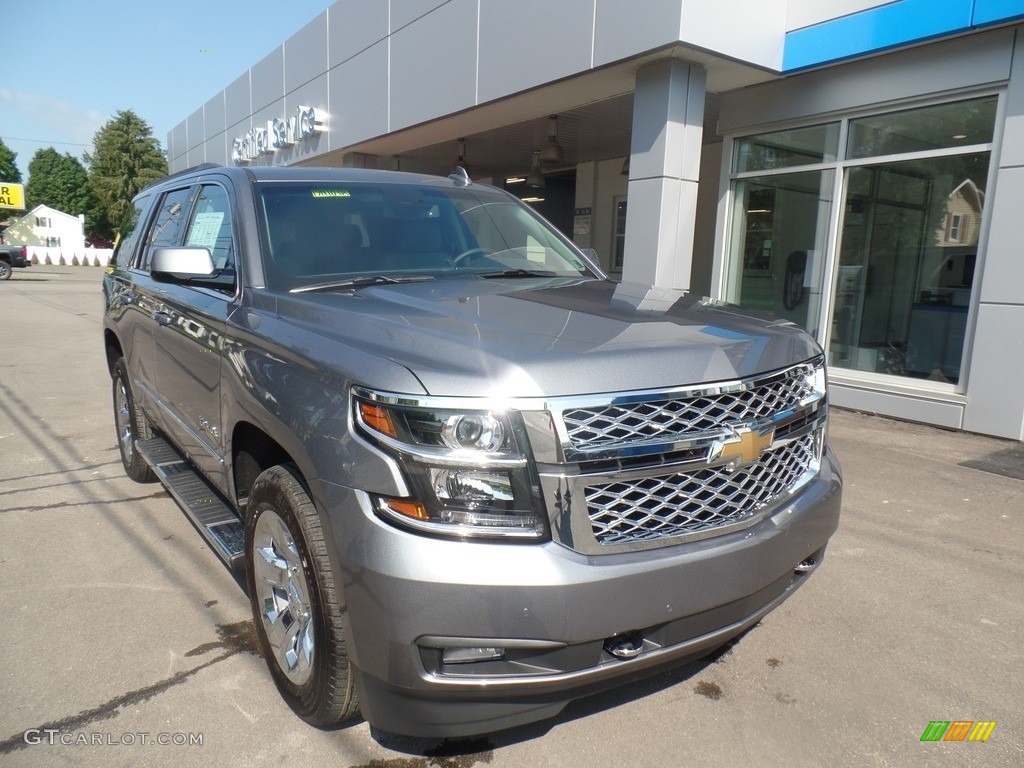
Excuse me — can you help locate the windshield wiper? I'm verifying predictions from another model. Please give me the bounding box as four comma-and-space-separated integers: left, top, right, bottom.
476, 268, 560, 279
290, 274, 435, 294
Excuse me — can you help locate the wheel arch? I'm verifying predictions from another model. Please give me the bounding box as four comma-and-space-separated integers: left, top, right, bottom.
104, 330, 124, 375
232, 421, 297, 506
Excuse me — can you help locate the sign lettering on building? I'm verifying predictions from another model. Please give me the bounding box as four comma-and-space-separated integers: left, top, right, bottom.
232, 106, 322, 165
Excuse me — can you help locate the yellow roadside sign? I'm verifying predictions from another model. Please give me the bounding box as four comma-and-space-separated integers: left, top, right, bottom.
0, 182, 26, 210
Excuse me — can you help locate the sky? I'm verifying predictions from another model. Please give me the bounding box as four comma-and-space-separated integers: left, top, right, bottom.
1, 0, 336, 181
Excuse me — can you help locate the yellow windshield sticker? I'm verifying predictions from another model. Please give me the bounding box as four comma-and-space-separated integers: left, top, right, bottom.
312, 189, 350, 198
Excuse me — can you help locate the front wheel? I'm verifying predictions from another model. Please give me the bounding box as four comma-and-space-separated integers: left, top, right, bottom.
112, 358, 157, 483
245, 464, 359, 727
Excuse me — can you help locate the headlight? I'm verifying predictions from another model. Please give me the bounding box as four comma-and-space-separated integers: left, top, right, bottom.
354, 391, 546, 540
441, 413, 505, 451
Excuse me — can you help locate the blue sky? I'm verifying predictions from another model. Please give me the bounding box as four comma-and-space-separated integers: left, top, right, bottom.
2, 0, 334, 180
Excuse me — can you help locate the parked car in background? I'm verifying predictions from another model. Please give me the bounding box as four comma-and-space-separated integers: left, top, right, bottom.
0, 238, 31, 279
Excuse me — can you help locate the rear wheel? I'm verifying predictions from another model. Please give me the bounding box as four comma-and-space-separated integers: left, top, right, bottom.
245, 464, 359, 727
0, 260, 11, 280
112, 358, 157, 483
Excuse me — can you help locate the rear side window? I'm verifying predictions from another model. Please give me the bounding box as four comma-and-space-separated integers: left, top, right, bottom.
110, 195, 151, 269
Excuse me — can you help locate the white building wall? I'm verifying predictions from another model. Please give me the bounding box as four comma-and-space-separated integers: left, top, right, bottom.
169, 0, 790, 172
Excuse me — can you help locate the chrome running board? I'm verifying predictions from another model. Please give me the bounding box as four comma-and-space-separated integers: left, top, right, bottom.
136, 436, 245, 569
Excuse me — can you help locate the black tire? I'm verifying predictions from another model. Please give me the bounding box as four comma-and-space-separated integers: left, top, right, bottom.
245, 464, 359, 727
112, 358, 157, 483
0, 260, 11, 280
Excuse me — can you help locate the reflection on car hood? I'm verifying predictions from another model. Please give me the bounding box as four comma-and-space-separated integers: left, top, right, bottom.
271, 277, 822, 398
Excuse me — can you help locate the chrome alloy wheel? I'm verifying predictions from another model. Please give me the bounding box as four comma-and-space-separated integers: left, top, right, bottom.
252, 509, 315, 685
114, 377, 134, 461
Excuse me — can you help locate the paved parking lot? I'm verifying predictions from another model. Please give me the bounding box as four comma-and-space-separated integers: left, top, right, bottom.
1, 266, 1021, 767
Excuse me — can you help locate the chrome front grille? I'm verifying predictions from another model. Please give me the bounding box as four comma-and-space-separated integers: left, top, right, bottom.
584, 433, 818, 546
534, 358, 828, 553
562, 361, 817, 451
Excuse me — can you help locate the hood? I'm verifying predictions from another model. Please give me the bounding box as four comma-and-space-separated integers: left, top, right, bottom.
272, 277, 821, 398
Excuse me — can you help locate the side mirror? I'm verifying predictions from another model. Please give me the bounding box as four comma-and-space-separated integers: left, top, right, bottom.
150, 247, 234, 290
151, 247, 216, 279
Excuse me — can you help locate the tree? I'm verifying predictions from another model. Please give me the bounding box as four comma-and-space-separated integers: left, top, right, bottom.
0, 137, 22, 184
25, 148, 97, 228
85, 110, 167, 238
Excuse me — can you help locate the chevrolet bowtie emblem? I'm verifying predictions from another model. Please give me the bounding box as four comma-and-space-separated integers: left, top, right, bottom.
713, 427, 774, 468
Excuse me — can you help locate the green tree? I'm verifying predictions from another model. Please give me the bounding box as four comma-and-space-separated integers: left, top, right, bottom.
85, 110, 167, 238
0, 137, 22, 183
26, 148, 97, 227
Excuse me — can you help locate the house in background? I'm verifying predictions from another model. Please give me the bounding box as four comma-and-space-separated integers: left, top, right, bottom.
936, 179, 985, 248
2, 204, 86, 250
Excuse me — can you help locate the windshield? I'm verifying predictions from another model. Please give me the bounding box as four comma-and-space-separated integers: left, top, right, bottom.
256, 181, 598, 291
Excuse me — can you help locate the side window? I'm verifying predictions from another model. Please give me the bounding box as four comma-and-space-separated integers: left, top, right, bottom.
185, 184, 234, 271
110, 195, 150, 269
142, 187, 194, 270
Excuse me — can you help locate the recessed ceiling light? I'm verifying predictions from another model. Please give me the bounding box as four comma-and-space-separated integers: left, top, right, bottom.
952, 133, 968, 140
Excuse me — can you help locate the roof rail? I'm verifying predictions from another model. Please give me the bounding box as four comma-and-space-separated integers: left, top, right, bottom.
171, 162, 222, 179
142, 162, 224, 192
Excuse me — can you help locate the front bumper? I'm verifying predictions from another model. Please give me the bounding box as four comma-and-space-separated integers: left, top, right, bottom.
324, 448, 841, 737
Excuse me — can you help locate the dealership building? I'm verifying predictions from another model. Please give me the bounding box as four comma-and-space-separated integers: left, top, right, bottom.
169, 0, 1024, 441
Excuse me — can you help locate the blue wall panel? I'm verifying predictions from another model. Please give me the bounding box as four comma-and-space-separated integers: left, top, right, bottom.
784, 0, 1024, 71
973, 0, 1024, 24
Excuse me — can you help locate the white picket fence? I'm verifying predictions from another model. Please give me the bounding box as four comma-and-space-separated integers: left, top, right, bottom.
26, 246, 115, 267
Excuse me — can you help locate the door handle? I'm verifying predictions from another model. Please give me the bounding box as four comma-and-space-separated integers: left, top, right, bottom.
154, 311, 173, 326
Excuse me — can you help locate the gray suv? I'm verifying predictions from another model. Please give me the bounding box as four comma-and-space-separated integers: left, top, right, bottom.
102, 164, 841, 737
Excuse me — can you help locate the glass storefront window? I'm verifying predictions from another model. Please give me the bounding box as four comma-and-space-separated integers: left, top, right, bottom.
847, 96, 996, 159
725, 170, 833, 334
828, 152, 988, 384
726, 95, 996, 390
733, 123, 839, 173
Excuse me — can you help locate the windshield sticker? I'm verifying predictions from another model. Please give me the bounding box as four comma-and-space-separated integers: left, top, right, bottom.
312, 189, 351, 198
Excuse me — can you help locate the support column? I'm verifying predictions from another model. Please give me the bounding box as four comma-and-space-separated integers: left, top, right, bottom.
622, 60, 706, 289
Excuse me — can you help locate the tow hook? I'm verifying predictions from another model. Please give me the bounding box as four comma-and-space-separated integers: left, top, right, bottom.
604, 632, 645, 659
795, 556, 817, 573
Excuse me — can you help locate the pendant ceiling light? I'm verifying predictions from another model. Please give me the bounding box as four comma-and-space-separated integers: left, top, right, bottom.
454, 137, 471, 177
526, 150, 545, 188
539, 115, 563, 164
